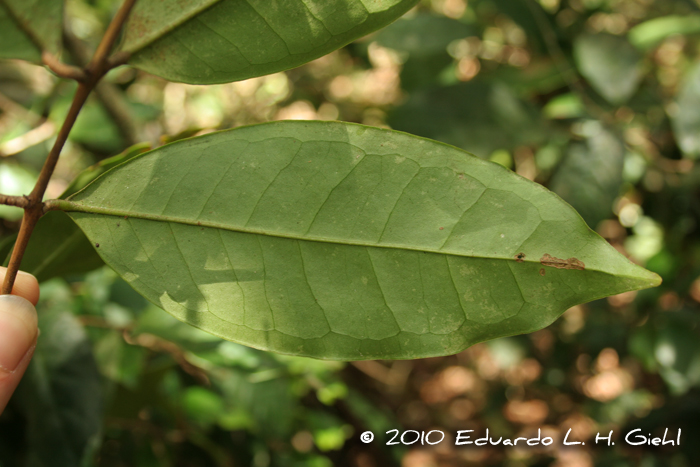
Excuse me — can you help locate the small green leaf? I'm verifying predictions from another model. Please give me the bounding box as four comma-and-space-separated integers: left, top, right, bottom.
181, 387, 224, 426
121, 0, 419, 84
574, 33, 643, 104
0, 0, 63, 63
629, 15, 700, 50
57, 121, 660, 360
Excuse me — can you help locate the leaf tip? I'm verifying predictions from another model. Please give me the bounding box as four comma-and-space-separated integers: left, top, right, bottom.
630, 265, 662, 291
648, 270, 663, 288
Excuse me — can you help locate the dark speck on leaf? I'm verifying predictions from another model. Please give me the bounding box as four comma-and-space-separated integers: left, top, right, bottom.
95, 243, 100, 248
515, 253, 526, 263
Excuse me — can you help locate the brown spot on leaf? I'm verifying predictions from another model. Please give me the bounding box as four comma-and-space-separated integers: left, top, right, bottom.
539, 268, 546, 276
540, 254, 585, 270
515, 253, 526, 263
95, 243, 100, 248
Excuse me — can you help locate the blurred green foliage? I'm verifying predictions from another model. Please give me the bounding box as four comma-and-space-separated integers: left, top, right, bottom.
1, 0, 700, 465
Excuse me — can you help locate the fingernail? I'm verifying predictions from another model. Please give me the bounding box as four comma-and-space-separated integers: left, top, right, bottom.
0, 295, 38, 374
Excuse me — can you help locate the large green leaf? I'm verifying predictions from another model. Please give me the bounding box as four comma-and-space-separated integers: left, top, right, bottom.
0, 0, 63, 63
573, 33, 644, 105
121, 0, 418, 84
55, 121, 660, 360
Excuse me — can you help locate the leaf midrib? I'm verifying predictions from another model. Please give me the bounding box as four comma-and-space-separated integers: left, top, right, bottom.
54, 198, 614, 274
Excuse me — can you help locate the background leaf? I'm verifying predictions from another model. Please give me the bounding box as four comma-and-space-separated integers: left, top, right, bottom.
122, 0, 419, 84
11, 211, 104, 282
59, 121, 659, 360
671, 62, 700, 159
0, 0, 63, 63
549, 124, 626, 229
574, 33, 644, 104
10, 309, 103, 466
61, 142, 152, 199
629, 15, 700, 50
373, 13, 477, 90
0, 161, 35, 221
49, 95, 126, 154
630, 312, 700, 395
388, 81, 547, 157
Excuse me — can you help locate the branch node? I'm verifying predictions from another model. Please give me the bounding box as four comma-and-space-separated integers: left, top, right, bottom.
107, 51, 131, 69
42, 52, 87, 82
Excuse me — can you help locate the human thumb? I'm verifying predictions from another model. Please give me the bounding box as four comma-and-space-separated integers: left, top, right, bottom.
0, 295, 38, 414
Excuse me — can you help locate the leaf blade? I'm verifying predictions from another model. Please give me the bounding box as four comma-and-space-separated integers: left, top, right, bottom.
0, 0, 63, 62
121, 0, 419, 84
58, 121, 660, 360
574, 33, 644, 104
15, 211, 104, 283
671, 62, 700, 159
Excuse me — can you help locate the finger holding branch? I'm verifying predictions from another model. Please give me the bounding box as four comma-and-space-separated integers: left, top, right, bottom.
0, 267, 39, 414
